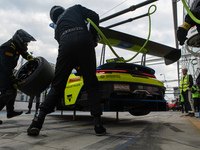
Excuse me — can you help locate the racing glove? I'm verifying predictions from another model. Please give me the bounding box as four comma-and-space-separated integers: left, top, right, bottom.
177, 7, 200, 46
10, 74, 19, 89
27, 54, 37, 69
27, 55, 34, 61
177, 22, 191, 45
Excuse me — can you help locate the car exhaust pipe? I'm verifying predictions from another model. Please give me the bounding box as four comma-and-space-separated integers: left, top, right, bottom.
133, 90, 152, 99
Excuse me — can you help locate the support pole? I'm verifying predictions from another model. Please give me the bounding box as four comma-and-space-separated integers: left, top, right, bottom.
73, 109, 76, 120
100, 0, 158, 23
116, 111, 119, 121
106, 13, 148, 28
172, 0, 180, 88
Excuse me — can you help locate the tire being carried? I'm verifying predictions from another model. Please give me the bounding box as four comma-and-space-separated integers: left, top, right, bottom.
16, 57, 54, 95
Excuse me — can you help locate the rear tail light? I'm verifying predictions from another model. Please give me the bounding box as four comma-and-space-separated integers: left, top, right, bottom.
140, 73, 156, 78
96, 69, 156, 78
96, 69, 128, 73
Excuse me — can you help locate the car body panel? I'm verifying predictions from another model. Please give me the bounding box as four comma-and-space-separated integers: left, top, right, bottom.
64, 63, 166, 114
64, 75, 83, 105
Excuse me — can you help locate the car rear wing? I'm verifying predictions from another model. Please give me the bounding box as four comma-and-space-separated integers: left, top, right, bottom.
98, 27, 181, 65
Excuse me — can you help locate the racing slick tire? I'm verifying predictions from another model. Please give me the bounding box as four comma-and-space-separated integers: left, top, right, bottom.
128, 109, 150, 116
15, 57, 54, 95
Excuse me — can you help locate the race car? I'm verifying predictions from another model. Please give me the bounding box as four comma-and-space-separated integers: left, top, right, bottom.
15, 57, 166, 116
61, 61, 167, 116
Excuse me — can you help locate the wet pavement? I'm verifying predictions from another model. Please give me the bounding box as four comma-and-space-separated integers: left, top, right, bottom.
1, 101, 200, 150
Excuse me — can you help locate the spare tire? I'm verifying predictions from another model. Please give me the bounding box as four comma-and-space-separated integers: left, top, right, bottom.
16, 57, 54, 95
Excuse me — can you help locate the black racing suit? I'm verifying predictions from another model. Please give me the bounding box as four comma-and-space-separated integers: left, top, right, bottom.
40, 5, 102, 116
0, 39, 30, 112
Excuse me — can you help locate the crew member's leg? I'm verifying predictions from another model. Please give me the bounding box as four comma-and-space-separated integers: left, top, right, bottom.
77, 31, 105, 135
26, 96, 34, 114
35, 94, 41, 114
6, 88, 23, 118
27, 33, 75, 136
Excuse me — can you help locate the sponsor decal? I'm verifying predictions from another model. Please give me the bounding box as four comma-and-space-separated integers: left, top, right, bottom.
191, 26, 195, 30
106, 75, 120, 78
67, 94, 72, 102
99, 75, 120, 78
100, 75, 105, 78
106, 57, 124, 63
117, 41, 134, 49
191, 29, 197, 33
66, 84, 81, 88
5, 52, 13, 56
190, 26, 197, 33
114, 84, 130, 91
69, 77, 81, 83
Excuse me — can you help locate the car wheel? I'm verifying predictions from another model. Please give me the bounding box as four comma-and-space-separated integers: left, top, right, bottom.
128, 109, 150, 116
16, 57, 54, 95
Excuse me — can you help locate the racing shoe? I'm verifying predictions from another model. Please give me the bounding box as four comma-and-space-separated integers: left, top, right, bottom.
25, 110, 31, 114
7, 111, 23, 118
27, 116, 44, 136
189, 113, 195, 117
94, 125, 106, 136
94, 116, 106, 136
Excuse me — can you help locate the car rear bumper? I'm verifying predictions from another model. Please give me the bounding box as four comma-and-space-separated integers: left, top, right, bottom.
99, 81, 167, 111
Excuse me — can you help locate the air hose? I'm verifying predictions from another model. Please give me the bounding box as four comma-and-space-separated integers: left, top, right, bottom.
181, 0, 200, 24
87, 4, 157, 63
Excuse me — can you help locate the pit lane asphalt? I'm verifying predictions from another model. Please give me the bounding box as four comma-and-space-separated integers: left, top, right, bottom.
0, 101, 200, 150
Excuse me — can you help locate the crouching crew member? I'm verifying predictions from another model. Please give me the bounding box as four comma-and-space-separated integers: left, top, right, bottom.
0, 29, 36, 124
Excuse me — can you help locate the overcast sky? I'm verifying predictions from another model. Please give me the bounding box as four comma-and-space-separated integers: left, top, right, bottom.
0, 0, 184, 101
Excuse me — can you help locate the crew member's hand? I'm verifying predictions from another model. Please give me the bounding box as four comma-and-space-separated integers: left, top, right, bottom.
177, 27, 188, 45
27, 55, 34, 61
10, 74, 19, 89
187, 87, 191, 91
27, 55, 37, 70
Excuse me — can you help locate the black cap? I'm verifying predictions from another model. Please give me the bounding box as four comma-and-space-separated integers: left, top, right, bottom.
50, 6, 65, 24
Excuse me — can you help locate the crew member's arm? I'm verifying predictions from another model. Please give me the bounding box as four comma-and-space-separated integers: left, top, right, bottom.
177, 7, 200, 45
81, 5, 99, 46
20, 51, 34, 61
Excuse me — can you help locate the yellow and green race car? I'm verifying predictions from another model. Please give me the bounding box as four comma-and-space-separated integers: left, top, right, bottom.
62, 62, 166, 116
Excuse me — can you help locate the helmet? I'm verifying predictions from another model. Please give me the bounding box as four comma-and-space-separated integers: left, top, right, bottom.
12, 29, 36, 51
191, 0, 200, 11
50, 6, 65, 24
